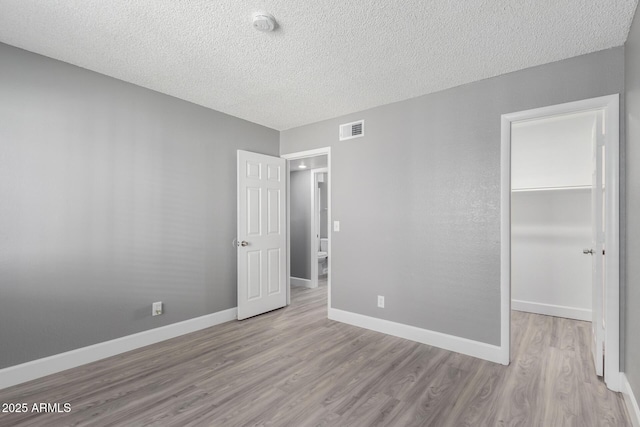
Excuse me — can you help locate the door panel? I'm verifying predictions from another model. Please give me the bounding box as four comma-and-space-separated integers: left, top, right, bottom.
267, 248, 281, 295
237, 150, 286, 320
247, 187, 261, 236
247, 250, 262, 300
267, 188, 280, 235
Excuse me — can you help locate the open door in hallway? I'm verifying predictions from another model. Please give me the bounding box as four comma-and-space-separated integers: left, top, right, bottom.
237, 150, 287, 320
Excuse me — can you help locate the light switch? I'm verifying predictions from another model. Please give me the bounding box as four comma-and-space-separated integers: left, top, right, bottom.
152, 301, 163, 316
333, 221, 340, 232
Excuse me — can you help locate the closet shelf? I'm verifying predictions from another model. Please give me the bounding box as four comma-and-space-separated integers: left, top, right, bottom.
512, 185, 592, 193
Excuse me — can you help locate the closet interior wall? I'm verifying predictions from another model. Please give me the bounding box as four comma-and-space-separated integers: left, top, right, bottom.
511, 111, 598, 321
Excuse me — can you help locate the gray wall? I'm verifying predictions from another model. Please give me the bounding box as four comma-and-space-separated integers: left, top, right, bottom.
281, 47, 625, 346
625, 4, 640, 402
0, 43, 279, 369
290, 170, 311, 279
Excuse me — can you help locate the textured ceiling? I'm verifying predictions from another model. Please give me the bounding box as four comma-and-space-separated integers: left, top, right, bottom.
0, 1, 637, 130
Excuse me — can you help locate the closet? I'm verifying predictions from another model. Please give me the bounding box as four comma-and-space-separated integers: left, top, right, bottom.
511, 110, 598, 321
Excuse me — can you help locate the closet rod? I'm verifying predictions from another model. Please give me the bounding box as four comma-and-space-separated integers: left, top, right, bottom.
512, 185, 592, 193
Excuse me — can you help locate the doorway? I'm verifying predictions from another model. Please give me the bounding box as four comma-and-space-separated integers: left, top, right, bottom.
511, 110, 598, 323
282, 148, 332, 311
500, 95, 620, 391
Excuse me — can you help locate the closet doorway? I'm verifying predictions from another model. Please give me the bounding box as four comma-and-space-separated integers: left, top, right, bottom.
511, 110, 598, 322
500, 95, 620, 391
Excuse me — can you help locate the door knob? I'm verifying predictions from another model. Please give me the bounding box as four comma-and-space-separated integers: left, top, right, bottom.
239, 240, 249, 247
583, 249, 594, 255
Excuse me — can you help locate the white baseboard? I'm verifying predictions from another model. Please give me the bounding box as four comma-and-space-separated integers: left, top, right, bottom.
0, 307, 237, 391
512, 299, 592, 322
291, 277, 315, 288
328, 308, 505, 365
622, 373, 640, 427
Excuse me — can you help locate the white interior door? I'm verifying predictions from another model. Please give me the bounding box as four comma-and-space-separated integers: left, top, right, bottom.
237, 150, 286, 320
590, 112, 605, 377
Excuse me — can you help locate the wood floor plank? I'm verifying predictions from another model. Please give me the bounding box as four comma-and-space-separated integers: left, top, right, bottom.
0, 282, 632, 427
442, 361, 506, 427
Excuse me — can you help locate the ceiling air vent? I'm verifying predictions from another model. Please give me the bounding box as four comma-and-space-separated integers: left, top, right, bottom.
339, 120, 364, 141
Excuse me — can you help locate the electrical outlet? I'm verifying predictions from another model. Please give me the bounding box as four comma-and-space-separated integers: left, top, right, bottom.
334, 221, 340, 232
152, 301, 163, 316
377, 295, 385, 308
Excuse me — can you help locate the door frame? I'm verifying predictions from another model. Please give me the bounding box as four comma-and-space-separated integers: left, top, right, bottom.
311, 167, 329, 289
500, 94, 620, 391
281, 147, 332, 311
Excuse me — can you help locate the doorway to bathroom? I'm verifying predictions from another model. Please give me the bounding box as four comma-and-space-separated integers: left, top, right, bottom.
282, 148, 331, 311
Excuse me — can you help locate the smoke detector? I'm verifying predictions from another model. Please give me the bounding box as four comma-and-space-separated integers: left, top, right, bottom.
253, 13, 276, 32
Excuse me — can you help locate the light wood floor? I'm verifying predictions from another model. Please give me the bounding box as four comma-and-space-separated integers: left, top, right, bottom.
0, 281, 631, 426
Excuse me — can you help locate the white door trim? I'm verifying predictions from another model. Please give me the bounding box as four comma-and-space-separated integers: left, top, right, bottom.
282, 148, 332, 313
309, 167, 329, 289
500, 94, 620, 391
308, 167, 318, 289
